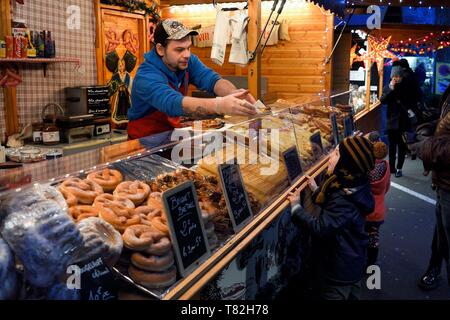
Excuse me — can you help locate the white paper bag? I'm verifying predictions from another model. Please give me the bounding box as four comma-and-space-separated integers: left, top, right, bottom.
229, 11, 249, 66
211, 9, 230, 66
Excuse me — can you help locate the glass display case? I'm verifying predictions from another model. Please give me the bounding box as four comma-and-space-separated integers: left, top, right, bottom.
0, 91, 355, 300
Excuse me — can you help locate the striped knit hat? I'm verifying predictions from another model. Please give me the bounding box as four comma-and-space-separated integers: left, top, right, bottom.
338, 136, 375, 175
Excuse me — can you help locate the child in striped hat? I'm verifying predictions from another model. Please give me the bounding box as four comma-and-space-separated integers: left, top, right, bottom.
288, 136, 375, 300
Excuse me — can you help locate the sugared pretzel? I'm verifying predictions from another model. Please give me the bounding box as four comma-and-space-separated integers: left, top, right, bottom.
98, 202, 141, 233
93, 193, 135, 210
69, 205, 100, 223
114, 181, 150, 206
60, 178, 103, 205
87, 169, 123, 193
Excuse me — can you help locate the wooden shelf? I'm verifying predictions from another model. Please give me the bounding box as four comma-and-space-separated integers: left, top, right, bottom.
0, 57, 81, 77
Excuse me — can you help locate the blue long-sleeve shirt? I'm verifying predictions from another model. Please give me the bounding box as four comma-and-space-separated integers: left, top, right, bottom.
128, 49, 222, 120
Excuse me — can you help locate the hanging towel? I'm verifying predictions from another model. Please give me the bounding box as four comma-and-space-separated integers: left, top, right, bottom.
211, 9, 230, 66
229, 10, 249, 66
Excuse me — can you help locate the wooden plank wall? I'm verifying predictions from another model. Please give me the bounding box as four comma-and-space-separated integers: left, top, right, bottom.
161, 1, 331, 102
331, 32, 351, 104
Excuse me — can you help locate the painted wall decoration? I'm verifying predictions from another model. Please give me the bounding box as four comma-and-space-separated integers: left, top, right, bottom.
100, 9, 147, 128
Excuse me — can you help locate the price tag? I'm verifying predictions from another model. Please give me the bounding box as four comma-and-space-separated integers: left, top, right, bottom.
79, 256, 118, 301
162, 181, 211, 277
219, 164, 253, 233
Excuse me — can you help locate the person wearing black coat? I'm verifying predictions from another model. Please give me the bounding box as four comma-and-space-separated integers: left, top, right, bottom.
288, 136, 376, 300
380, 65, 413, 178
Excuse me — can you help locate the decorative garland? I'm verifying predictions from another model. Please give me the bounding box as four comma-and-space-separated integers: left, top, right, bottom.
101, 0, 160, 21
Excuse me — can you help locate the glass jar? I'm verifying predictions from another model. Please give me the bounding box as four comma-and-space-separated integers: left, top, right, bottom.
42, 122, 60, 145
32, 122, 44, 144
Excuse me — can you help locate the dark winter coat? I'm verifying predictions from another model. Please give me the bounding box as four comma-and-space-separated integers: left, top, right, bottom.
291, 182, 375, 284
380, 81, 412, 132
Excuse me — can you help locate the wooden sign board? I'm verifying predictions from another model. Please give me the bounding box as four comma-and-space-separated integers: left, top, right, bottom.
219, 164, 253, 233
162, 181, 211, 277
282, 146, 303, 185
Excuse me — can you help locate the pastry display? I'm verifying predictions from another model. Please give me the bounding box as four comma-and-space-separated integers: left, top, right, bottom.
59, 178, 103, 205
59, 187, 78, 208
87, 168, 123, 193
72, 217, 123, 267
114, 181, 150, 206
1, 198, 83, 288
181, 118, 225, 130
0, 238, 17, 300
68, 205, 100, 223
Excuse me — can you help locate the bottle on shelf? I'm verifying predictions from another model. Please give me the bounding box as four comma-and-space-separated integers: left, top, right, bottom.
27, 31, 37, 58
37, 30, 45, 58
44, 31, 53, 58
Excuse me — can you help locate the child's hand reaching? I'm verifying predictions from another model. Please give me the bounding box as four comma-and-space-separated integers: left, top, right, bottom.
306, 175, 318, 192
288, 188, 302, 208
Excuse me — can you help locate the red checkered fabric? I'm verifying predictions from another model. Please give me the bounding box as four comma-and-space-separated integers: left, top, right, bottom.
1, 0, 97, 140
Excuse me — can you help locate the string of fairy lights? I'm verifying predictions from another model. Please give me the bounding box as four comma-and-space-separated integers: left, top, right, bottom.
389, 30, 450, 55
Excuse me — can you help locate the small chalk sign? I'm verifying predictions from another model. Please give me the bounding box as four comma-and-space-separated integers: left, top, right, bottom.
162, 181, 211, 277
283, 146, 303, 185
310, 131, 323, 158
330, 113, 340, 146
343, 115, 354, 138
219, 164, 253, 233
79, 256, 118, 301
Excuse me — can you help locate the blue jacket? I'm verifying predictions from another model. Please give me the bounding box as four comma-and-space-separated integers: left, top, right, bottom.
292, 182, 375, 284
128, 49, 222, 120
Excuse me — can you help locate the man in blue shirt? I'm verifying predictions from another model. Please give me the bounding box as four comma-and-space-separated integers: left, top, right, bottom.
128, 19, 256, 139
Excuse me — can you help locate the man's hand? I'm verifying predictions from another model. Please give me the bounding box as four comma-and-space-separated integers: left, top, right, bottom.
218, 90, 257, 116
231, 88, 257, 105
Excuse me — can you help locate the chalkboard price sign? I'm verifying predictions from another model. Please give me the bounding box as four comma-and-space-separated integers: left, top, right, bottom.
283, 146, 303, 185
330, 113, 340, 146
79, 256, 118, 301
310, 131, 323, 158
219, 164, 253, 232
343, 116, 354, 138
162, 181, 211, 277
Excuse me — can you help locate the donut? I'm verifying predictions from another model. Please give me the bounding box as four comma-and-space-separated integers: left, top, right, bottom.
59, 187, 78, 207
130, 250, 175, 272
87, 168, 123, 193
98, 202, 140, 233
93, 193, 135, 210
0, 238, 17, 300
151, 216, 170, 236
114, 181, 150, 206
128, 265, 177, 289
73, 217, 123, 267
60, 178, 103, 205
68, 205, 100, 223
147, 192, 163, 210
145, 235, 172, 256
122, 224, 159, 251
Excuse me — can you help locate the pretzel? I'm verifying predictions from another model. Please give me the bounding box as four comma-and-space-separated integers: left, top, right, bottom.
68, 205, 100, 223
58, 187, 78, 207
144, 235, 172, 256
137, 206, 167, 227
93, 193, 135, 210
122, 224, 160, 251
131, 251, 174, 273
114, 181, 150, 206
98, 202, 141, 233
150, 216, 170, 236
147, 192, 163, 210
128, 265, 176, 289
60, 178, 103, 205
87, 169, 123, 193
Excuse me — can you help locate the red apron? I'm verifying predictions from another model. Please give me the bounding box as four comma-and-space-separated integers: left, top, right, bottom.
128, 72, 189, 140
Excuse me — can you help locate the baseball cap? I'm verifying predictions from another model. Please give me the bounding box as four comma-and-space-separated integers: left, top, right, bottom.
162, 20, 198, 40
